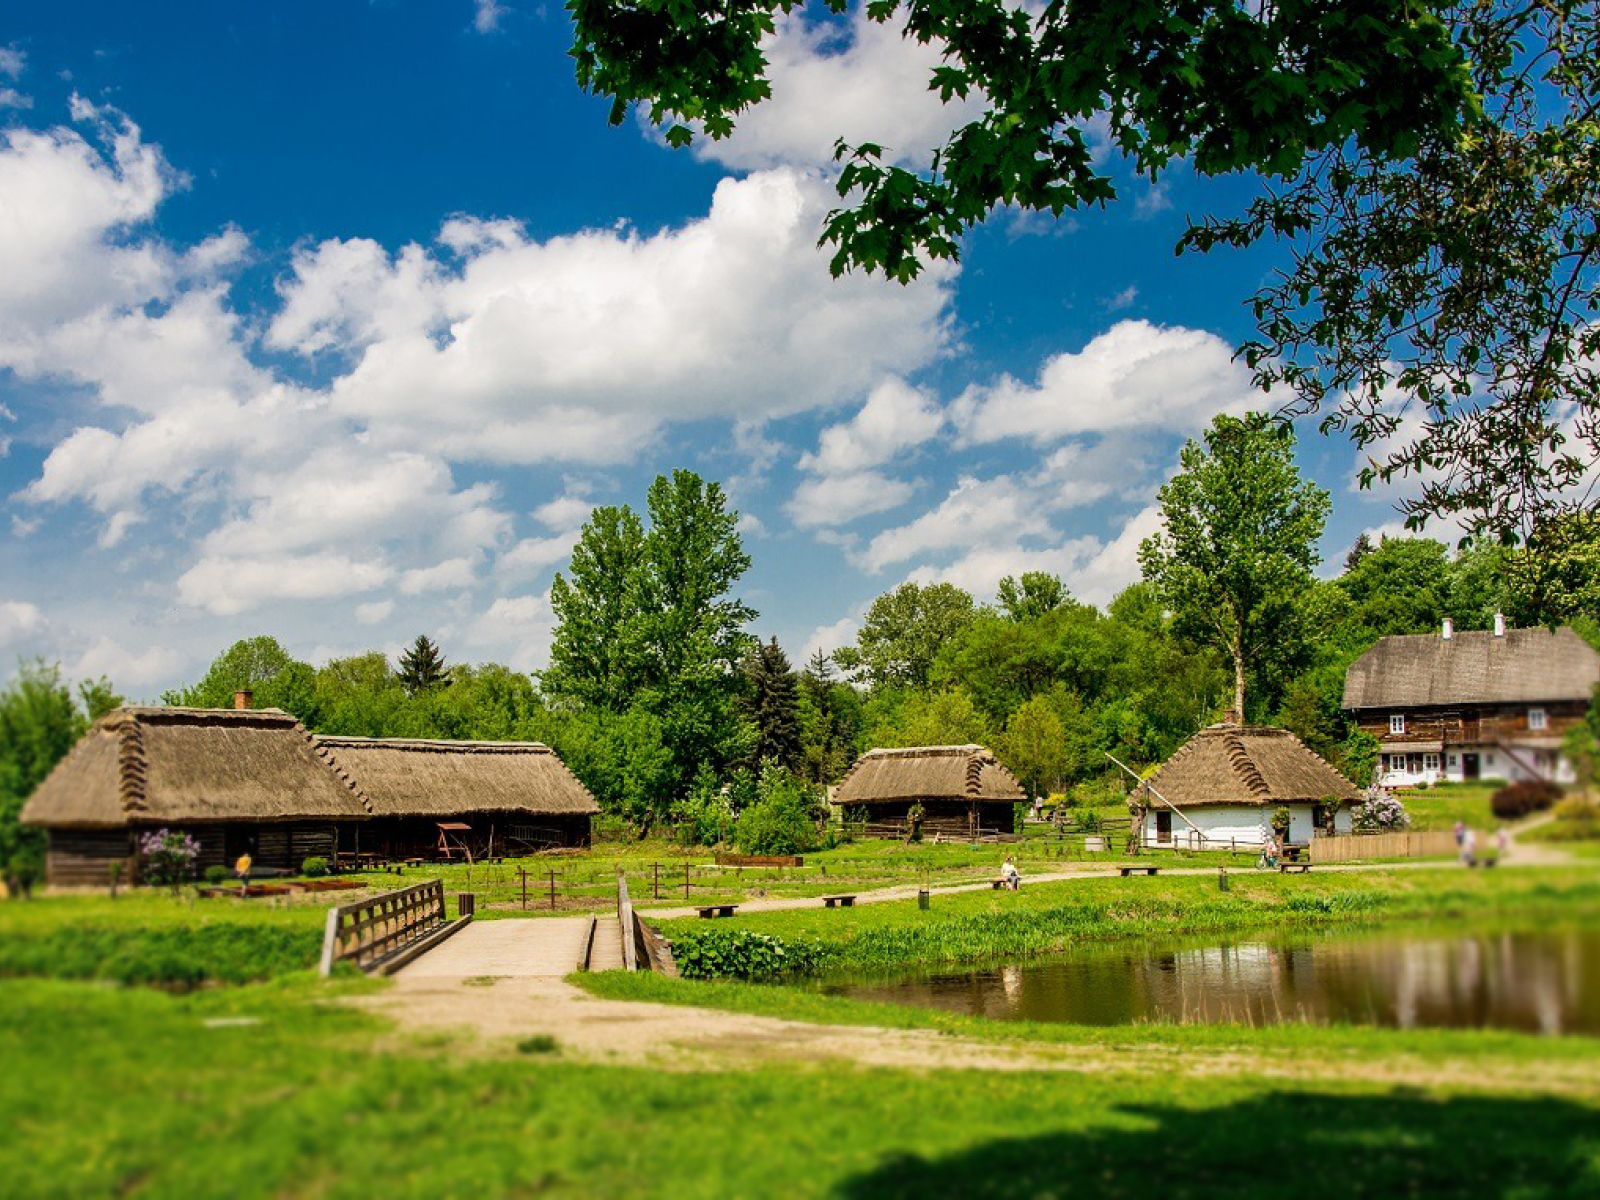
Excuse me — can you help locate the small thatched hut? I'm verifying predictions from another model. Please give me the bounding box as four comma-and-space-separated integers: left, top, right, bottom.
834, 745, 1025, 839
1137, 723, 1361, 849
20, 707, 372, 885
314, 737, 598, 859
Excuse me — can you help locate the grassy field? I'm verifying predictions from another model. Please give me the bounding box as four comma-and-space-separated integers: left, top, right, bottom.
660, 865, 1600, 978
1396, 781, 1503, 831
4, 975, 1598, 1199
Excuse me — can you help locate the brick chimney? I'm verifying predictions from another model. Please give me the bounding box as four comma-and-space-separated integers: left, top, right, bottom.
1221, 708, 1239, 725
1493, 612, 1506, 638
233, 689, 253, 710
1442, 617, 1453, 640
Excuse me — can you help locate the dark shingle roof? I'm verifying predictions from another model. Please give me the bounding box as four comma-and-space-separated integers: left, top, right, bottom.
1144, 724, 1361, 808
1342, 626, 1600, 709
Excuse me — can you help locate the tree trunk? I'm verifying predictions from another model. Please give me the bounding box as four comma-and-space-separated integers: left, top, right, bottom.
1232, 646, 1246, 722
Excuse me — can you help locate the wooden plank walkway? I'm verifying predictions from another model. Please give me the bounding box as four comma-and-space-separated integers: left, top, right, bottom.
398, 917, 595, 978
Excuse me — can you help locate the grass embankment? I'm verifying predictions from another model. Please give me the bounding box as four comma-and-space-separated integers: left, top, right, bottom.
3, 977, 1598, 1199
661, 866, 1600, 979
577, 967, 1600, 1065
0, 894, 327, 986
1399, 781, 1501, 831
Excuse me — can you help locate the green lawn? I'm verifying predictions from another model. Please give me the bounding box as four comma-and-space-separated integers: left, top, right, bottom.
3, 976, 1597, 1199
1398, 781, 1503, 831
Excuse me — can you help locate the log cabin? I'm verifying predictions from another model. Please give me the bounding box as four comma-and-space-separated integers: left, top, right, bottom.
313, 736, 598, 859
19, 706, 373, 886
834, 745, 1024, 839
1136, 722, 1361, 849
1342, 617, 1600, 787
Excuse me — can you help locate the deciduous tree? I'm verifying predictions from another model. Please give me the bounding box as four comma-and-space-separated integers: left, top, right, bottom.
569, 0, 1473, 282
1138, 413, 1330, 719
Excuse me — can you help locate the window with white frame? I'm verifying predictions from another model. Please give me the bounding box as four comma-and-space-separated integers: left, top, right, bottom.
1389, 714, 1406, 734
1422, 752, 1441, 773
1386, 754, 1407, 774
1528, 708, 1547, 731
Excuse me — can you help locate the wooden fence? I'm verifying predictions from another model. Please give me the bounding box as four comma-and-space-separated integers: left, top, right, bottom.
319, 879, 470, 975
714, 852, 804, 867
614, 874, 677, 976
1310, 831, 1459, 864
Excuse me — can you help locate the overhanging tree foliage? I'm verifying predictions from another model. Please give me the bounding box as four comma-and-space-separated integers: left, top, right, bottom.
1138, 413, 1331, 719
1184, 1, 1600, 543
568, 0, 1475, 281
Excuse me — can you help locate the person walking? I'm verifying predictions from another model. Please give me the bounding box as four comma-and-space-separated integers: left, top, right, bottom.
1460, 827, 1477, 868
234, 852, 253, 895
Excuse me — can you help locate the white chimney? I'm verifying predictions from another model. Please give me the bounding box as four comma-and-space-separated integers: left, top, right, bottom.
1494, 612, 1506, 637
1442, 618, 1453, 640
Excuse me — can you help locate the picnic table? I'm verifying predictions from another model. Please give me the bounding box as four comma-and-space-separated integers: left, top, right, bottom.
696, 903, 738, 919
821, 894, 857, 908
1119, 865, 1160, 877
1278, 861, 1312, 874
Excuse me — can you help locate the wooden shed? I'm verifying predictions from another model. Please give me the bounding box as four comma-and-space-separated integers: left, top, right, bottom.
19, 706, 372, 886
835, 745, 1025, 840
314, 737, 599, 859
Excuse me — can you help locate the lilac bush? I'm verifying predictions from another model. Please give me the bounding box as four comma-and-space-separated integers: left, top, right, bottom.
1351, 790, 1411, 833
137, 828, 201, 890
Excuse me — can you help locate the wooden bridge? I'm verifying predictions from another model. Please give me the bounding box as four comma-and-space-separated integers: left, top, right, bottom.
322, 876, 666, 979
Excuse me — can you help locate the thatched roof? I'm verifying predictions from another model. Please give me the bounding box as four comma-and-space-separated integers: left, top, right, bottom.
314, 737, 599, 818
1144, 724, 1361, 809
1343, 626, 1600, 710
20, 707, 373, 830
835, 745, 1025, 805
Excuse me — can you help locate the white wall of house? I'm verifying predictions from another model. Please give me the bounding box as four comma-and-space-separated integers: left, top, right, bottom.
1140, 804, 1352, 849
1376, 745, 1574, 788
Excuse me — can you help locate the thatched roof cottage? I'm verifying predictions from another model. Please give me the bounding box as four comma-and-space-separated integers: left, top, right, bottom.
20, 706, 372, 885
1136, 723, 1361, 849
314, 737, 599, 857
835, 745, 1025, 839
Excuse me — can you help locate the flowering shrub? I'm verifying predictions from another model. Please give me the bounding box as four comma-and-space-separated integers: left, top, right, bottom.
1351, 790, 1410, 832
137, 828, 201, 889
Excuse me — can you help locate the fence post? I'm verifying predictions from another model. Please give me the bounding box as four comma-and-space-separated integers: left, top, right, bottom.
547, 869, 557, 910
684, 863, 691, 900
519, 867, 527, 911
653, 862, 660, 900
319, 905, 340, 976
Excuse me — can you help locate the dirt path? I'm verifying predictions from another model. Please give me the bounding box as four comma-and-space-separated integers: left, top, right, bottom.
352, 969, 1600, 1097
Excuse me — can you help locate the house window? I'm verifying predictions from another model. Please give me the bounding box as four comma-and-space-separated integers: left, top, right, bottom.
1448, 755, 1458, 768
1389, 714, 1406, 735
1422, 753, 1441, 773
1528, 708, 1548, 731
1386, 754, 1408, 774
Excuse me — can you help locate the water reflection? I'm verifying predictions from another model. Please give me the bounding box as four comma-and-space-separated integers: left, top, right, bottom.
822, 924, 1600, 1035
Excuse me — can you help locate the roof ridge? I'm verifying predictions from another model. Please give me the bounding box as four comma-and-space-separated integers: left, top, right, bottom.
117, 713, 150, 818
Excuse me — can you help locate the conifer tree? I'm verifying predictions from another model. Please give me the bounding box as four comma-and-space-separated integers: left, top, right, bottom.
397, 635, 450, 696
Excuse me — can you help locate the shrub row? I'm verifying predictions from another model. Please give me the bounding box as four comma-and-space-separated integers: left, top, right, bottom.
0, 924, 322, 988
671, 929, 829, 980
1491, 780, 1564, 819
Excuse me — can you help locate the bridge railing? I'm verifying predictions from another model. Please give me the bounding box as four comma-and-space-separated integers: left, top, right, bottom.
319, 878, 469, 975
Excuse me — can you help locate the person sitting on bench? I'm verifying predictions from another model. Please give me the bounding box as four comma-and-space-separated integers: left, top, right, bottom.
1000, 857, 1021, 891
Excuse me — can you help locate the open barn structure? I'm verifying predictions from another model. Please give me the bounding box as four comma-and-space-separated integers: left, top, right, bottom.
313, 736, 598, 860
835, 745, 1025, 840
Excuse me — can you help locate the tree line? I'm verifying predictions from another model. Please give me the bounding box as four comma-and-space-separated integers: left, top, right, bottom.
6, 429, 1598, 870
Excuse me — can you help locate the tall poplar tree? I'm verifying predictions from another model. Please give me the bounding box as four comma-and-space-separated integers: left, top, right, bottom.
1138, 413, 1330, 720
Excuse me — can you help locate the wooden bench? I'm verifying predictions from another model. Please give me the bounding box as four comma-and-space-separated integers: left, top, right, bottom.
696, 903, 738, 919
821, 894, 857, 908
1278, 861, 1312, 874
1119, 866, 1160, 877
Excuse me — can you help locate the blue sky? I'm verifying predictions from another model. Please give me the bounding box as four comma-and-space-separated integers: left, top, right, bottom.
0, 2, 1417, 697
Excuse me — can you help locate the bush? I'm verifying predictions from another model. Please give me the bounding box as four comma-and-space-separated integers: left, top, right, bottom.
672, 928, 828, 980
204, 865, 229, 885
137, 829, 200, 890
1490, 780, 1564, 820
672, 764, 733, 848
1351, 790, 1410, 832
734, 763, 821, 857
301, 856, 329, 878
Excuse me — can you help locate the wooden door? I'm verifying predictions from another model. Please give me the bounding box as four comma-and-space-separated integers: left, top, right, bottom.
1155, 810, 1173, 844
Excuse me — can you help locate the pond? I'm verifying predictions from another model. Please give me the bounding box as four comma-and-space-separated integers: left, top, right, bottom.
819, 922, 1600, 1036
